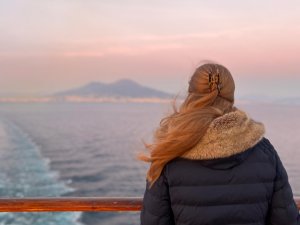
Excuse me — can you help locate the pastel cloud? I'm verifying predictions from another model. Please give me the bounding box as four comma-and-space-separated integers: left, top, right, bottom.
0, 0, 299, 97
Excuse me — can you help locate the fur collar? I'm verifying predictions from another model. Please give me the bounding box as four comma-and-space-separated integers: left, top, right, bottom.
181, 108, 266, 160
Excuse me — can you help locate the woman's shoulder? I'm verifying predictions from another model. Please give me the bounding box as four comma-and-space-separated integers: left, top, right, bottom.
165, 136, 279, 170
256, 137, 278, 157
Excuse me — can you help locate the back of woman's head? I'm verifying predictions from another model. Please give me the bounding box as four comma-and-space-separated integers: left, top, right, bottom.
138, 63, 236, 187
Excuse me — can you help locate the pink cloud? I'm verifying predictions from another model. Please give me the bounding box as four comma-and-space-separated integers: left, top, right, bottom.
61, 43, 184, 58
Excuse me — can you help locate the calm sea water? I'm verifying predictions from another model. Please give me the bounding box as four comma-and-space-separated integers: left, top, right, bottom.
0, 102, 299, 225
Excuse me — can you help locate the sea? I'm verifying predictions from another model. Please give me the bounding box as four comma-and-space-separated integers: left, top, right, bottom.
0, 101, 299, 225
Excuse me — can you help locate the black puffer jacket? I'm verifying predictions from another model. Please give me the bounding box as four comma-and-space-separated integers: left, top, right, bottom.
140, 108, 300, 225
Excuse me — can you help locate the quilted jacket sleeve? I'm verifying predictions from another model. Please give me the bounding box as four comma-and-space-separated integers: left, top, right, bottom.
140, 166, 175, 225
267, 150, 300, 225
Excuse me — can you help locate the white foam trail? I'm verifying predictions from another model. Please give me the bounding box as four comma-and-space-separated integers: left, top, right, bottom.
0, 119, 83, 225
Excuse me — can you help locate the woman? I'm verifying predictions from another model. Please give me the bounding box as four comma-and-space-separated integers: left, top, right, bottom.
139, 63, 300, 225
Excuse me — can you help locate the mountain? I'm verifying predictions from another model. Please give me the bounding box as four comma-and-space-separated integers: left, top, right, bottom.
54, 79, 173, 99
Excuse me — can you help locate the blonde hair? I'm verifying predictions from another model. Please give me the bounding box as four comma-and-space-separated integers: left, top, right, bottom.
138, 63, 236, 187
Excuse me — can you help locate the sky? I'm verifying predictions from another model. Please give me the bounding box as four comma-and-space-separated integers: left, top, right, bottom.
0, 0, 300, 98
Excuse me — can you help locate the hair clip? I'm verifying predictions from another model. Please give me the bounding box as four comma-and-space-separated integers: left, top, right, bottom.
208, 69, 221, 93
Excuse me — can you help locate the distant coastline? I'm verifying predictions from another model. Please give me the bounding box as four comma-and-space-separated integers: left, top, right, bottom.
1, 96, 300, 105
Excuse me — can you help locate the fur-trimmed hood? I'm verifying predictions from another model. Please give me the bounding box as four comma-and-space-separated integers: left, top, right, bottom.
181, 107, 266, 160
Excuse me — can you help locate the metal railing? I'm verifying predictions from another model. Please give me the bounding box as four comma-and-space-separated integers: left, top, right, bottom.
0, 197, 142, 212
0, 197, 299, 212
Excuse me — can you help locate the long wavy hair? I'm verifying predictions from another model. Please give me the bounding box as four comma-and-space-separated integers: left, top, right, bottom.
138, 63, 236, 187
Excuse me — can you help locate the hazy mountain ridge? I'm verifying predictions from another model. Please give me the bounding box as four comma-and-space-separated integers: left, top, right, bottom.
54, 79, 173, 99
1, 79, 300, 104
